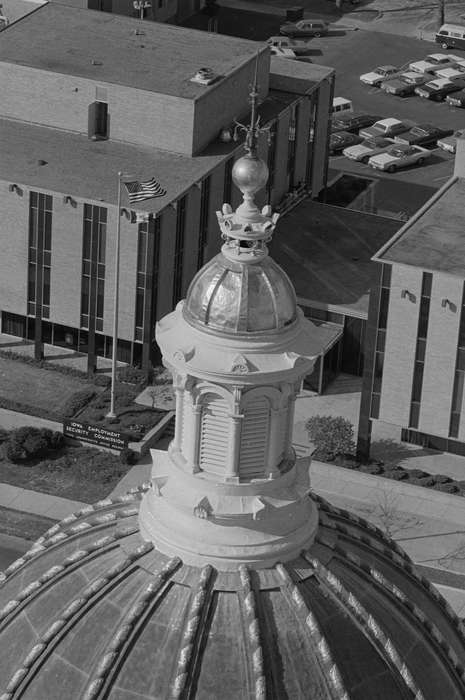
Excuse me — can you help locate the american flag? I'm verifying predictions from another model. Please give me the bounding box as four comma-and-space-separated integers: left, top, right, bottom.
124, 177, 166, 204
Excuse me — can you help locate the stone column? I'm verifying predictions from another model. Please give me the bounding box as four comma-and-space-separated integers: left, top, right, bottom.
268, 405, 286, 477
225, 387, 242, 482
172, 374, 185, 451
190, 403, 202, 474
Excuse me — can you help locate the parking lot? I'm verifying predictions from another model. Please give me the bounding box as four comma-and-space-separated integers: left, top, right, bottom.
185, 10, 465, 213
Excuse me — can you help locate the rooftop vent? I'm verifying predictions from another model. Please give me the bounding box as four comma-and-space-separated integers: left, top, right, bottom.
190, 67, 219, 86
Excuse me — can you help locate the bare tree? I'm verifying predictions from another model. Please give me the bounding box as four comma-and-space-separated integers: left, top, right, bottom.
436, 0, 445, 29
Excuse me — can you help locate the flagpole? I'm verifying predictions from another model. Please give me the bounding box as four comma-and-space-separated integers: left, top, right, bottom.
107, 171, 123, 419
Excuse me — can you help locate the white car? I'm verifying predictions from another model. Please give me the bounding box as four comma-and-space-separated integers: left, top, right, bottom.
434, 66, 465, 80
409, 53, 457, 74
343, 136, 395, 162
448, 53, 465, 68
437, 128, 465, 153
270, 46, 297, 59
266, 36, 310, 55
359, 117, 411, 140
368, 144, 431, 172
360, 65, 401, 86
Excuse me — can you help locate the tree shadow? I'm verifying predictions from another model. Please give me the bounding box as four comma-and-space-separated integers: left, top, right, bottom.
369, 437, 440, 466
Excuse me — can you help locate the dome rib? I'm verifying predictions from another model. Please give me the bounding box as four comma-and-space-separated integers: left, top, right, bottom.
304, 553, 425, 700
238, 565, 267, 700
171, 564, 215, 699
82, 556, 181, 700
2, 540, 154, 698
276, 563, 349, 700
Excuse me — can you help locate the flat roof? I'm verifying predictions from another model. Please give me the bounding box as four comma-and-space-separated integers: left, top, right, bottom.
0, 118, 225, 211
269, 56, 334, 93
0, 88, 296, 210
374, 176, 465, 274
0, 3, 264, 97
271, 200, 400, 317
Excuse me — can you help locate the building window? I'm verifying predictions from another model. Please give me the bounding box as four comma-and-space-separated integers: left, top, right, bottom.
172, 196, 187, 307
449, 284, 465, 437
306, 94, 318, 187
134, 222, 148, 342
80, 204, 107, 331
287, 104, 297, 178
408, 272, 432, 428
370, 264, 391, 419
266, 121, 277, 201
223, 158, 234, 205
198, 176, 211, 269
27, 192, 53, 319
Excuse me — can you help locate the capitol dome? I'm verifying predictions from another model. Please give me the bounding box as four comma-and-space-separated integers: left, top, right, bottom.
0, 488, 464, 699
1, 83, 464, 700
183, 251, 297, 335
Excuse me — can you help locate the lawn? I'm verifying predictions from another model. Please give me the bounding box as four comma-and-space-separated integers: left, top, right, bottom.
0, 444, 133, 503
0, 356, 99, 421
0, 506, 56, 541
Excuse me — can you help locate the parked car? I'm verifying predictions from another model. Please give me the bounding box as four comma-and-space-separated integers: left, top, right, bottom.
414, 77, 465, 100
448, 53, 465, 68
270, 46, 297, 59
359, 65, 401, 86
446, 89, 465, 107
266, 36, 310, 55
331, 112, 382, 134
359, 118, 411, 139
437, 128, 465, 153
433, 66, 465, 80
381, 71, 428, 96
368, 144, 431, 172
436, 24, 465, 51
343, 136, 395, 162
279, 19, 328, 37
329, 131, 363, 155
409, 53, 458, 74
394, 123, 453, 146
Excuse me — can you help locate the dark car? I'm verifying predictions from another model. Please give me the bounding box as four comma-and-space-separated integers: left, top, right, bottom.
331, 112, 382, 134
415, 77, 465, 100
329, 131, 363, 155
446, 89, 465, 107
279, 19, 328, 37
394, 123, 453, 146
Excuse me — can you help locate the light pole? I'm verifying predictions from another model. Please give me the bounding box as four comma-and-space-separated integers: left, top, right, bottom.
107, 172, 123, 419
133, 0, 151, 19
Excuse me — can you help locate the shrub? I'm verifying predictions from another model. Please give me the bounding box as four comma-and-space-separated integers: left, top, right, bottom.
433, 482, 459, 494
0, 427, 9, 443
117, 366, 148, 387
94, 374, 111, 387
359, 463, 383, 475
62, 387, 96, 418
5, 426, 65, 462
119, 447, 138, 465
305, 415, 355, 461
383, 467, 408, 481
431, 474, 452, 484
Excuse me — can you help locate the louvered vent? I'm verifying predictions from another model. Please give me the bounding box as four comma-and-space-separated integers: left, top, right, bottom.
199, 394, 230, 475
239, 397, 270, 480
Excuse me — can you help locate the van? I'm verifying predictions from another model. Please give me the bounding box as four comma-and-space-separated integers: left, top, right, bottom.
332, 97, 353, 115
436, 23, 465, 50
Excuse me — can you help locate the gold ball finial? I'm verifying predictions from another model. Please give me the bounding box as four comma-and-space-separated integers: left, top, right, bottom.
232, 154, 269, 197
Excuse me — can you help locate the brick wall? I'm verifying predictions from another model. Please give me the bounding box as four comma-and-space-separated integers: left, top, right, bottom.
379, 264, 423, 426
0, 62, 195, 155
49, 198, 84, 328
103, 209, 138, 341
0, 182, 28, 313
420, 272, 462, 437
